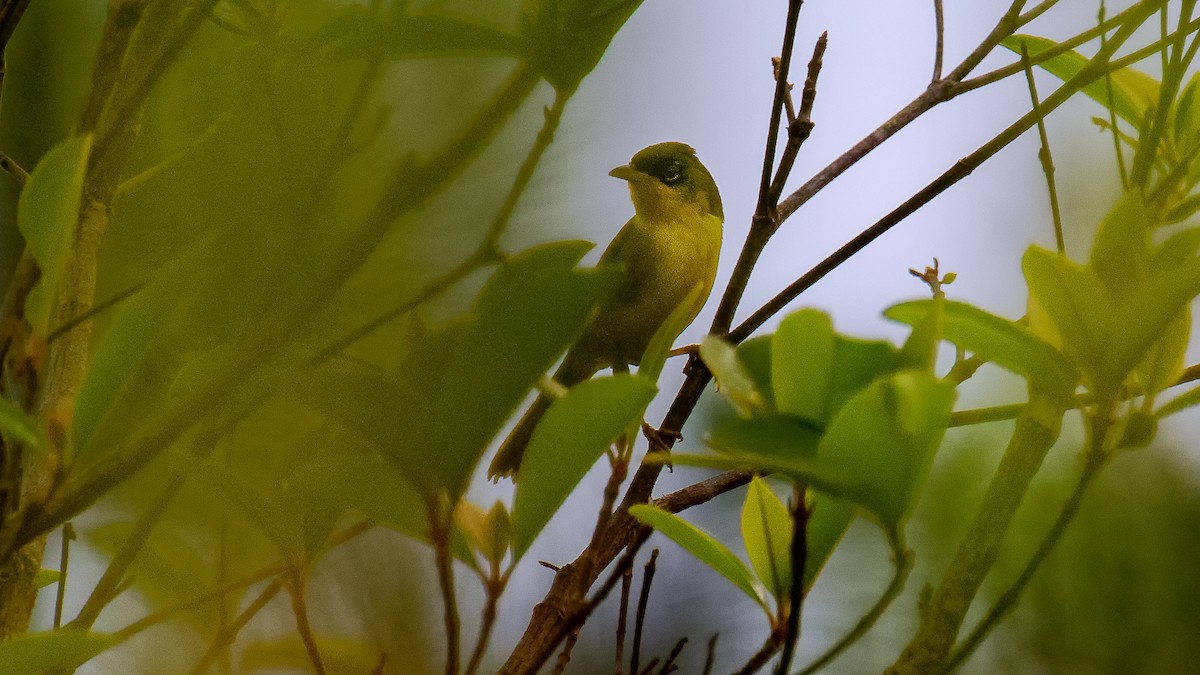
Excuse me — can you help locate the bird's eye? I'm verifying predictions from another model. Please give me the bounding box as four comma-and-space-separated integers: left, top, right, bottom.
661, 161, 683, 185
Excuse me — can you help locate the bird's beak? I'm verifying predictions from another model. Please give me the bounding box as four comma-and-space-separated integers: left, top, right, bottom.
608, 164, 646, 182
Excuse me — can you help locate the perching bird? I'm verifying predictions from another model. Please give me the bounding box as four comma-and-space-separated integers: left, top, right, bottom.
488, 141, 723, 479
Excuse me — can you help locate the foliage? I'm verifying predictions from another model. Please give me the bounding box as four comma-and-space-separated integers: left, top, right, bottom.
0, 1, 1198, 674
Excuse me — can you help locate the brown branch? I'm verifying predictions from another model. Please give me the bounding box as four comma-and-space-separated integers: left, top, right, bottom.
932, 0, 945, 81
775, 486, 808, 674
189, 579, 284, 675
630, 548, 659, 675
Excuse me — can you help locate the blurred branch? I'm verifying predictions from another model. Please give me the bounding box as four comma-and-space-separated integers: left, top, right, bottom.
629, 549, 659, 675
287, 571, 327, 675
775, 485, 808, 674
1021, 45, 1065, 253
190, 579, 284, 675
430, 499, 462, 675
941, 445, 1108, 673
0, 153, 28, 185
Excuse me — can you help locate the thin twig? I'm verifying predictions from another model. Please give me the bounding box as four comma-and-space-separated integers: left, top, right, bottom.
703, 634, 719, 675
431, 498, 461, 675
732, 631, 782, 675
798, 547, 914, 674
464, 570, 505, 675
630, 548, 659, 675
657, 637, 688, 674
1020, 45, 1065, 254
550, 626, 581, 675
189, 579, 283, 675
287, 572, 327, 675
53, 523, 74, 629
768, 33, 827, 205
0, 153, 28, 186
616, 560, 633, 675
774, 486, 808, 674
1098, 2, 1129, 189
932, 0, 945, 81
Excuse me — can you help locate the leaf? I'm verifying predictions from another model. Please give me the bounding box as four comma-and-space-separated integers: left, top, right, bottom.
1089, 193, 1150, 298
521, 0, 646, 93
35, 569, 61, 589
1174, 70, 1200, 148
816, 370, 956, 531
242, 635, 381, 673
771, 309, 834, 424
885, 299, 1078, 402
700, 335, 766, 417
803, 495, 854, 592
1022, 246, 1117, 394
669, 452, 856, 496
0, 397, 40, 450
1002, 35, 1160, 127
322, 10, 527, 61
1138, 306, 1189, 398
512, 374, 655, 557
1152, 226, 1200, 269
1156, 382, 1200, 418
896, 292, 944, 373
0, 630, 115, 674
638, 283, 703, 384
629, 504, 766, 611
1105, 259, 1200, 390
17, 134, 92, 334
456, 500, 510, 566
741, 477, 792, 601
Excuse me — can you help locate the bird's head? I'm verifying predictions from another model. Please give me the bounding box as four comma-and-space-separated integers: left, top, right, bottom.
609, 142, 723, 224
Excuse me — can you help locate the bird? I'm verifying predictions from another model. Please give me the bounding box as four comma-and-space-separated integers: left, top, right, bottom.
488, 141, 723, 479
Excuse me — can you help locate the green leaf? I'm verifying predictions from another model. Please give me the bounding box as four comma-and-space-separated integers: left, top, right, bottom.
824, 336, 901, 419
242, 635, 381, 674
0, 630, 115, 674
1138, 306, 1189, 398
1089, 193, 1150, 298
521, 0, 645, 93
17, 134, 92, 334
816, 370, 956, 531
897, 293, 944, 373
741, 477, 792, 601
708, 416, 821, 462
629, 504, 766, 611
700, 335, 766, 417
323, 10, 527, 61
512, 374, 655, 557
1116, 410, 1157, 448
1174, 70, 1200, 149
1002, 35, 1160, 127
669, 452, 856, 496
736, 336, 776, 409
1152, 226, 1200, 269
35, 569, 61, 589
1105, 259, 1200, 390
885, 299, 1078, 401
0, 397, 39, 449
1022, 246, 1117, 394
771, 309, 834, 423
1156, 382, 1200, 418
638, 283, 703, 384
803, 495, 854, 592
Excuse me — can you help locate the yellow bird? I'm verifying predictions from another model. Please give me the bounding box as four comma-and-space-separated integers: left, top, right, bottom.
489, 142, 723, 479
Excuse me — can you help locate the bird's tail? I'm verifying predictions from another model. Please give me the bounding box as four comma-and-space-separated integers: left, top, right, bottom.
488, 352, 596, 480
487, 393, 553, 479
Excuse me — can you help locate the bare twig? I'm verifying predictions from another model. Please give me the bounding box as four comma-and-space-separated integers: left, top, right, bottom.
287, 572, 327, 675
1098, 3, 1129, 189
431, 499, 461, 675
52, 523, 74, 629
616, 560, 634, 675
630, 548, 660, 675
703, 634, 719, 675
733, 631, 782, 675
189, 579, 283, 675
1020, 45, 1065, 254
932, 0, 945, 81
0, 153, 28, 186
550, 626, 582, 675
775, 486, 808, 674
657, 637, 688, 674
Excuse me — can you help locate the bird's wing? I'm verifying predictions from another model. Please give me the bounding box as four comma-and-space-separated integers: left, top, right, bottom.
596, 216, 650, 306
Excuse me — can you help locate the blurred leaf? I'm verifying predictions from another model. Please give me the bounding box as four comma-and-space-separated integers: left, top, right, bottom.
817, 371, 955, 531
1002, 35, 1160, 127
771, 309, 834, 424
0, 630, 114, 674
638, 283, 703, 384
322, 9, 526, 60
1116, 410, 1157, 448
455, 500, 510, 566
189, 462, 304, 561
700, 335, 766, 417
669, 452, 854, 496
17, 134, 92, 334
1138, 306, 1189, 398
301, 242, 612, 500
1156, 382, 1200, 418
735, 336, 775, 409
1173, 70, 1200, 149
35, 569, 61, 589
1164, 193, 1200, 225
1023, 246, 1116, 393
824, 336, 901, 418
1089, 193, 1150, 298
629, 504, 766, 611
708, 416, 821, 462
0, 396, 40, 450
520, 0, 644, 93
1152, 226, 1200, 271
897, 292, 943, 373
803, 494, 854, 592
741, 477, 792, 601
886, 299, 1078, 401
242, 634, 380, 673
1106, 259, 1200, 394
512, 374, 655, 557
